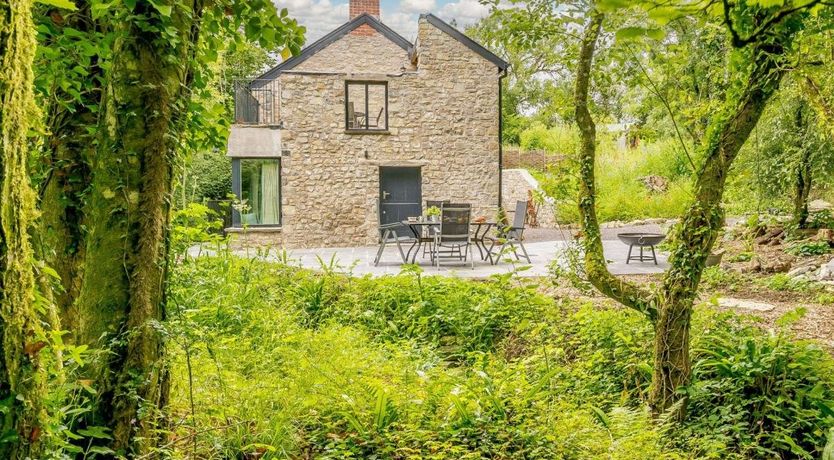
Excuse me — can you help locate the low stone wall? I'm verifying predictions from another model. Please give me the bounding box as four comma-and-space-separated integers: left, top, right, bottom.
501, 168, 557, 228
226, 228, 284, 250
502, 147, 565, 170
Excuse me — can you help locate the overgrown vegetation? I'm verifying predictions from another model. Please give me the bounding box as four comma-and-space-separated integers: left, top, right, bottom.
165, 242, 834, 458
530, 128, 693, 222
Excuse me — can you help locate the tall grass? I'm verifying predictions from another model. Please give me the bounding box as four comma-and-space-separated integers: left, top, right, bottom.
528, 126, 695, 222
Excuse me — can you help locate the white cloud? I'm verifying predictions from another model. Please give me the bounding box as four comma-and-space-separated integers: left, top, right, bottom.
274, 0, 350, 42
400, 0, 436, 14
381, 9, 418, 41
438, 0, 490, 26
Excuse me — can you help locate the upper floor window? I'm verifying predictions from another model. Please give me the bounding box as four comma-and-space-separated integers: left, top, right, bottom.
346, 81, 388, 132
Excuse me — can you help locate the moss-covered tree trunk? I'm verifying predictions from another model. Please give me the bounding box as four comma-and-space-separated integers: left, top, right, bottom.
38, 4, 99, 330
805, 76, 834, 136
0, 0, 52, 456
575, 9, 796, 417
652, 40, 787, 415
574, 11, 659, 323
69, 0, 204, 454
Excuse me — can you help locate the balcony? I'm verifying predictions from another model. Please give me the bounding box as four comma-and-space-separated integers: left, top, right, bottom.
233, 79, 279, 126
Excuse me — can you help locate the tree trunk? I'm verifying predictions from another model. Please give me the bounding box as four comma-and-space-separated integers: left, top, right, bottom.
653, 39, 789, 416
573, 11, 659, 322
69, 0, 204, 453
805, 76, 834, 136
0, 0, 52, 456
573, 6, 797, 418
38, 4, 99, 331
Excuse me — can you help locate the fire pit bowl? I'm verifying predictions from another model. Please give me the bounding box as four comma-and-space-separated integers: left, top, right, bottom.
617, 232, 665, 247
617, 232, 666, 264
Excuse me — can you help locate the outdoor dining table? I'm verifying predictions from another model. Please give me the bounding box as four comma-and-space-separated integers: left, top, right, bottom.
401, 220, 496, 264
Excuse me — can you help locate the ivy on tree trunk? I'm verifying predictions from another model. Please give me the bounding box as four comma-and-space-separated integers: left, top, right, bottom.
575, 4, 800, 417
65, 0, 205, 454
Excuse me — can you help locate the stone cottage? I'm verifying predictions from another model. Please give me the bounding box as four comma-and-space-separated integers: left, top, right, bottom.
226, 0, 508, 247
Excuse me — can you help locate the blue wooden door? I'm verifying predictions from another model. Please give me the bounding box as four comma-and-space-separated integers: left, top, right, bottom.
379, 167, 421, 234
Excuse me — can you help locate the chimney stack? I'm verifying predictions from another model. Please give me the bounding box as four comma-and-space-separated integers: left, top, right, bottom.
350, 0, 380, 19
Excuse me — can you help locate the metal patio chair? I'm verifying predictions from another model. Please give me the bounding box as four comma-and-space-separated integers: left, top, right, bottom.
367, 107, 385, 128
432, 203, 474, 269
374, 222, 415, 266
486, 200, 531, 265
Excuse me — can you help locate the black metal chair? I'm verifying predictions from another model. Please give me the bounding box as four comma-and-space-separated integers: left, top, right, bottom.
374, 222, 415, 266
486, 200, 531, 265
433, 203, 474, 269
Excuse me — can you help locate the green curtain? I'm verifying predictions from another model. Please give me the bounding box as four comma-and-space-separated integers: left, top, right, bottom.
260, 161, 280, 224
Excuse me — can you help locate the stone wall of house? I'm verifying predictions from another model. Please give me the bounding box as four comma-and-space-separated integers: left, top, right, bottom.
501, 169, 557, 228
292, 33, 412, 74
273, 17, 500, 248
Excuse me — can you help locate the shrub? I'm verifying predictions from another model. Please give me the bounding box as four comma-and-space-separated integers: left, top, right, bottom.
808, 210, 834, 230
166, 253, 834, 459
786, 241, 831, 257
186, 150, 232, 201
675, 311, 834, 459
759, 273, 815, 292
536, 138, 694, 223
518, 122, 579, 154
701, 266, 743, 291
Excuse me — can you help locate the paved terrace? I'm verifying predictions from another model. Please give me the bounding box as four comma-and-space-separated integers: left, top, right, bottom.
205, 225, 670, 278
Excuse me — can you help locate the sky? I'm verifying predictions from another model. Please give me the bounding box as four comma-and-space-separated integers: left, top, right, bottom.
272, 0, 492, 43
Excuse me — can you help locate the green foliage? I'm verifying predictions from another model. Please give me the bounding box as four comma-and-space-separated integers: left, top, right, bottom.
809, 210, 834, 230
728, 81, 834, 217
183, 150, 232, 201
700, 266, 744, 291
676, 311, 834, 459
518, 122, 580, 154
170, 202, 227, 258
759, 273, 815, 292
536, 138, 693, 222
165, 250, 834, 458
785, 241, 831, 257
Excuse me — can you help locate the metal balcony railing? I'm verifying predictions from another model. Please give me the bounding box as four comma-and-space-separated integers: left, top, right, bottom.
233, 79, 278, 125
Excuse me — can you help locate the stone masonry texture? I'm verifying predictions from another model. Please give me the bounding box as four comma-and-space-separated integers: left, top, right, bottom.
234, 16, 501, 248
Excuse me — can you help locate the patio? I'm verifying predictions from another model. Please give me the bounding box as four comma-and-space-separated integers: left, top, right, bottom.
211, 226, 670, 278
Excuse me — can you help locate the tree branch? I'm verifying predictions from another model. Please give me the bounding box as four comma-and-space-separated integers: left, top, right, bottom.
574, 11, 658, 322
723, 0, 822, 48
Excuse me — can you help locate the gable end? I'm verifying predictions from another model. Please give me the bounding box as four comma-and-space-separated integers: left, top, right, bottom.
421, 14, 508, 71
259, 14, 412, 80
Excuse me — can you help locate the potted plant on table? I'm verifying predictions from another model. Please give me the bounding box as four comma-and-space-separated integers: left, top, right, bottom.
426, 206, 441, 222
